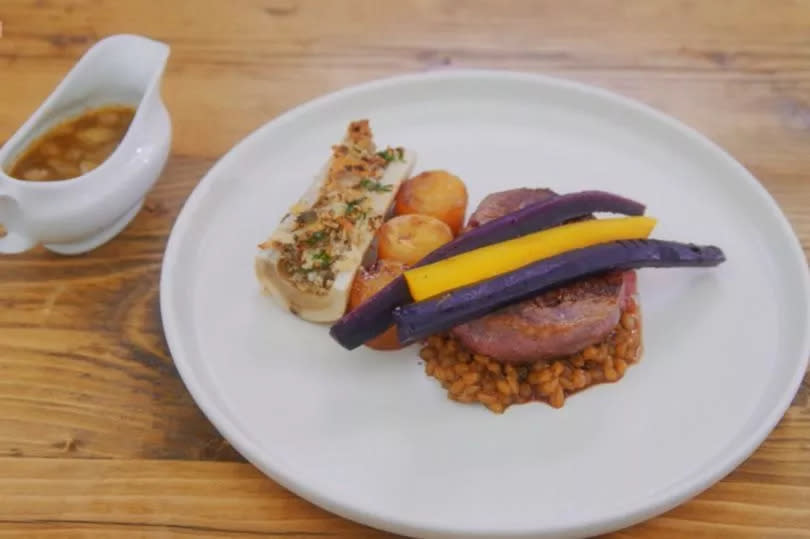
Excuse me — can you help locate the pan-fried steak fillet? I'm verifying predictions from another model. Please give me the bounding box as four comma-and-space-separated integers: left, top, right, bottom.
451, 188, 635, 363
466, 187, 557, 229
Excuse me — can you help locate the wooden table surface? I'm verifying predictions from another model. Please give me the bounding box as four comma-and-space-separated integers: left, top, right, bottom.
2, 1, 809, 537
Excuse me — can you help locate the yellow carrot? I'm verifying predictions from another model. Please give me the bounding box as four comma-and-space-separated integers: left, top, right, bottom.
403, 216, 657, 301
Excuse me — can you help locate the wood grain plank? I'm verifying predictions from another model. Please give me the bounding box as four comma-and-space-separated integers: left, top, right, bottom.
0, 458, 809, 538
0, 157, 244, 461
1, 1, 810, 165
0, 459, 395, 538
0, 0, 808, 537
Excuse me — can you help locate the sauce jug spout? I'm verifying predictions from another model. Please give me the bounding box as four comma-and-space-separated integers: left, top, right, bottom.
76, 34, 170, 107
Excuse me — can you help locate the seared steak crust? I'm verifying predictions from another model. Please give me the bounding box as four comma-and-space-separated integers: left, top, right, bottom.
451, 188, 633, 363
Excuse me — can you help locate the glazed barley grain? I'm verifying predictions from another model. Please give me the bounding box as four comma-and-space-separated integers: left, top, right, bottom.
419, 296, 643, 413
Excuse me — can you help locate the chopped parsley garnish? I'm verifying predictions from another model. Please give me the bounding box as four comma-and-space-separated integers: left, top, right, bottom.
305, 230, 328, 246
312, 250, 333, 269
344, 197, 368, 219
358, 178, 394, 192
376, 147, 405, 163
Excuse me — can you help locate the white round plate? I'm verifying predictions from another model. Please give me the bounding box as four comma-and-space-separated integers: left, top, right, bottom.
160, 70, 810, 538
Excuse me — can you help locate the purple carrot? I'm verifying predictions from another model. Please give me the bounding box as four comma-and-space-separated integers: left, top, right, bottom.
393, 239, 726, 345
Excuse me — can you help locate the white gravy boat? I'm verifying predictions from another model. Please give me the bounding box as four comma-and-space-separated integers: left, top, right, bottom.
0, 34, 171, 255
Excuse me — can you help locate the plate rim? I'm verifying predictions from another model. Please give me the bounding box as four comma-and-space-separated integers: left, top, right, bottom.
159, 68, 810, 538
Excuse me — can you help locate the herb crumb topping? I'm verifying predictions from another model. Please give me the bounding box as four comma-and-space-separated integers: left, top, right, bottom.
275, 121, 402, 294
